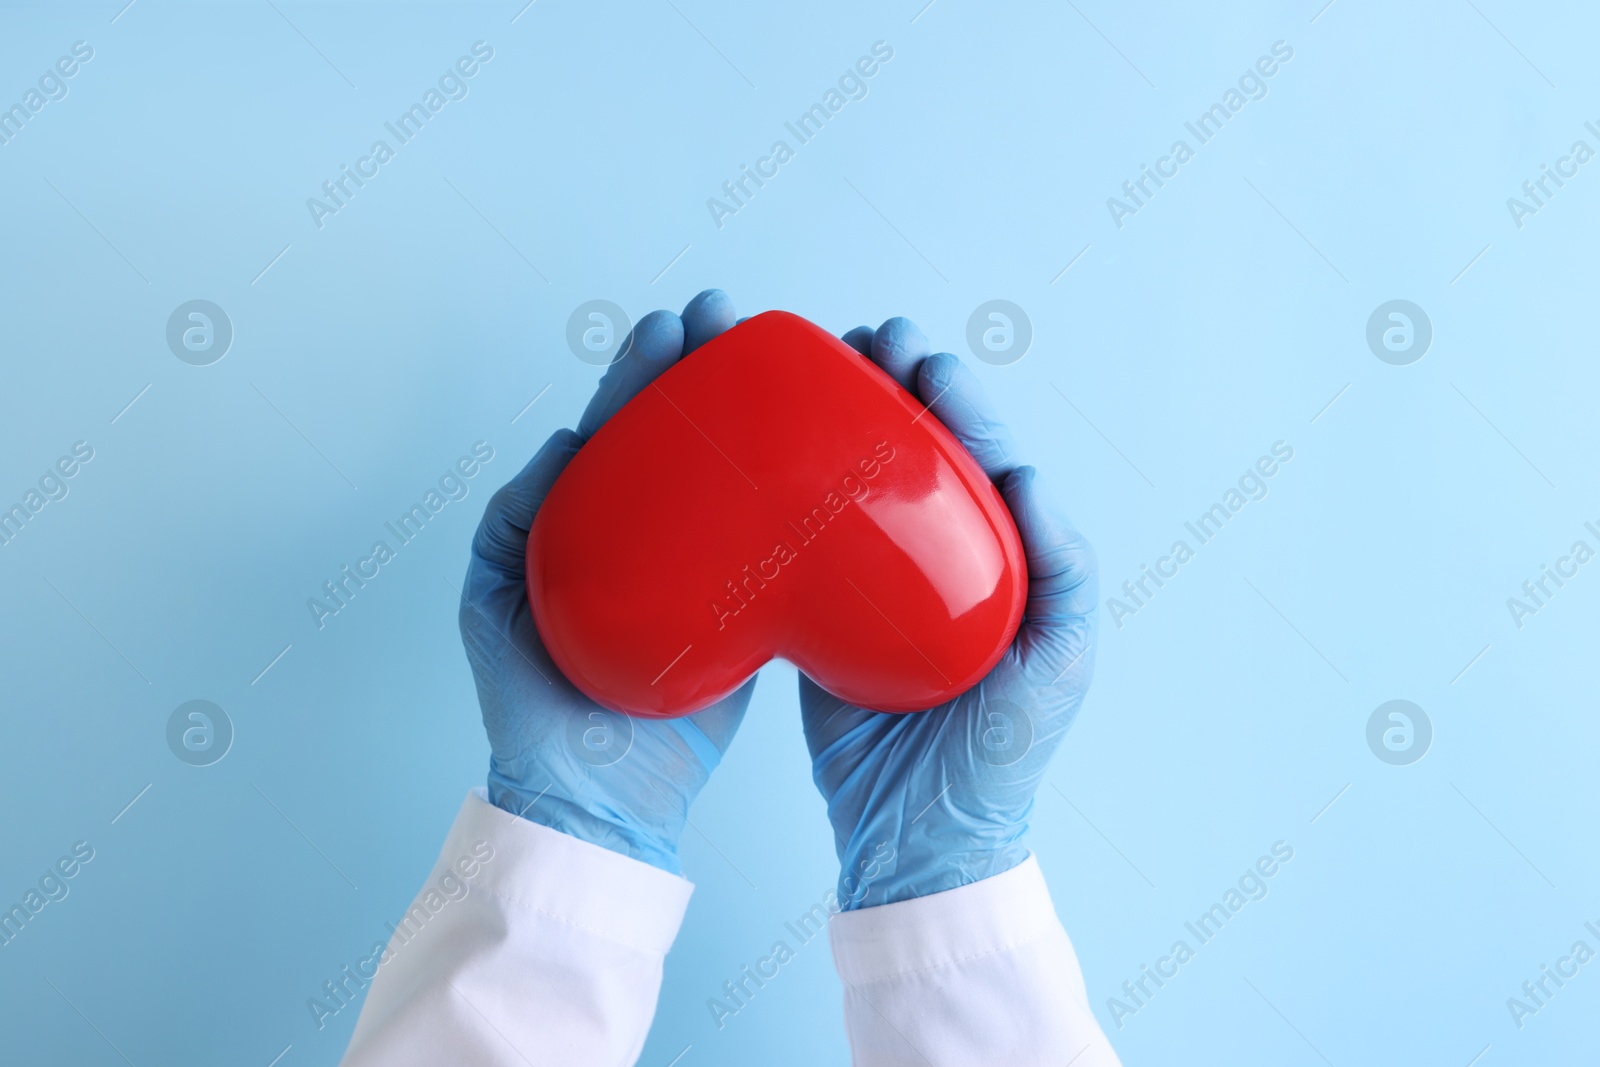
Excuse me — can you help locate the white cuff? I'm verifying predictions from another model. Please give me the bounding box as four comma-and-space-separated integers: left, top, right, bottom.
826, 856, 1122, 1066
340, 789, 696, 1067
829, 855, 1058, 985
454, 787, 693, 956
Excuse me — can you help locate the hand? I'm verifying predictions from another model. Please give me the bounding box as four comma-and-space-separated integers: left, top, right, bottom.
803, 317, 1099, 908
459, 290, 755, 874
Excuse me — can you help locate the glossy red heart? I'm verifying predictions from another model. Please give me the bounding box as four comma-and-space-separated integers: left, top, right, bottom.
526, 311, 1027, 718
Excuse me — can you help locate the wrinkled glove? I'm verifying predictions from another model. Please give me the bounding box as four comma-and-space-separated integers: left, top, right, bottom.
459, 290, 755, 874
803, 317, 1099, 908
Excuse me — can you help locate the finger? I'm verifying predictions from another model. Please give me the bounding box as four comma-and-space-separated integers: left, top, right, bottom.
999, 466, 1098, 686
797, 673, 882, 762
675, 674, 759, 760
870, 316, 930, 393
917, 352, 1021, 481
469, 429, 583, 578
841, 325, 874, 355
682, 289, 737, 355
576, 310, 685, 439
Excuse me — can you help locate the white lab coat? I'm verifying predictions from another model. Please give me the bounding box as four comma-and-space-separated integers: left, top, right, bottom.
339, 790, 1121, 1066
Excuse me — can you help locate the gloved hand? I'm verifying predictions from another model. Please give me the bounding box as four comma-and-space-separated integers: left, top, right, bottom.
803, 317, 1099, 908
459, 289, 755, 875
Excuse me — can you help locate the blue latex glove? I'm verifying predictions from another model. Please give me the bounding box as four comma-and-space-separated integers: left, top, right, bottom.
804, 317, 1099, 908
459, 289, 755, 874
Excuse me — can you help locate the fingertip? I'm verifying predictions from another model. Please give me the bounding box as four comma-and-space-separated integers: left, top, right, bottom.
683, 288, 727, 311
545, 426, 584, 462
576, 310, 685, 438
917, 351, 961, 396
876, 315, 924, 341
923, 355, 1019, 480
842, 325, 874, 355
682, 289, 737, 354
627, 309, 686, 364
872, 316, 930, 392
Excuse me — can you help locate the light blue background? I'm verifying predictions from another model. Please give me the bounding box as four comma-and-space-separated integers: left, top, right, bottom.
2, 1, 1596, 1064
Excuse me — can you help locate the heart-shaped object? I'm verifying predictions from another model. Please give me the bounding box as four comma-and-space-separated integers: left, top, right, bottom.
526, 311, 1027, 718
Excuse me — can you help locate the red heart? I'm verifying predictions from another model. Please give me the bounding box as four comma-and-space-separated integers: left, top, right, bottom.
526, 311, 1027, 718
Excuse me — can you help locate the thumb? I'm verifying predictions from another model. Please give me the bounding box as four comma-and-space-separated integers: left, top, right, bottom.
797, 672, 885, 767
917, 352, 1021, 481
469, 429, 582, 580
673, 674, 759, 765
1000, 466, 1098, 690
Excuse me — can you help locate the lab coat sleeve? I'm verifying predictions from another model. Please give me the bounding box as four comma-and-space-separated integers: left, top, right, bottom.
339, 788, 692, 1067
828, 855, 1122, 1067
